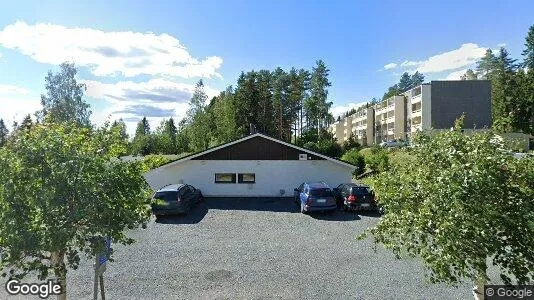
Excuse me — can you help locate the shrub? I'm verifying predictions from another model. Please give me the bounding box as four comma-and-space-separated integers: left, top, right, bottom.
364, 147, 389, 173
341, 149, 365, 176
316, 139, 343, 158
342, 133, 361, 153
141, 154, 172, 171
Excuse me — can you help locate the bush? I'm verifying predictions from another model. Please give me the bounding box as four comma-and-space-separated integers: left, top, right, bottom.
341, 149, 365, 176
342, 133, 361, 153
141, 154, 172, 171
316, 139, 343, 158
363, 147, 389, 173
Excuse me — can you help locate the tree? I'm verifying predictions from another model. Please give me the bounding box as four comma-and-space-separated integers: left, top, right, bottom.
382, 85, 400, 100
398, 72, 412, 92
359, 120, 534, 299
523, 24, 534, 69
476, 49, 498, 79
187, 80, 212, 151
37, 62, 91, 125
410, 71, 425, 87
131, 117, 153, 155
187, 79, 208, 122
0, 119, 8, 147
491, 47, 519, 132
213, 88, 239, 143
19, 114, 33, 131
0, 122, 151, 300
154, 118, 178, 154
341, 133, 361, 153
96, 119, 129, 158
309, 60, 332, 136
460, 69, 478, 80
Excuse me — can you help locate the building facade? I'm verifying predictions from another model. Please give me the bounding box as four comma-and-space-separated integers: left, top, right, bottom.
329, 80, 492, 145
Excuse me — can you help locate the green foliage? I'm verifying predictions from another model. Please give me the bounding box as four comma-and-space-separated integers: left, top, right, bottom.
95, 119, 129, 158
0, 122, 150, 291
342, 133, 361, 153
359, 126, 534, 286
523, 25, 534, 69
461, 69, 478, 80
37, 62, 92, 126
302, 141, 318, 152
382, 72, 425, 100
316, 138, 342, 158
0, 119, 8, 147
341, 149, 365, 175
131, 117, 154, 155
140, 155, 173, 172
362, 147, 389, 173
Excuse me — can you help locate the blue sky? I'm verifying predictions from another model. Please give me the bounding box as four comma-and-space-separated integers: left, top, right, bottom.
0, 0, 533, 135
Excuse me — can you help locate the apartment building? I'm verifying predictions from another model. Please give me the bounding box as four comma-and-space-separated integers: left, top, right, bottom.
330, 80, 491, 145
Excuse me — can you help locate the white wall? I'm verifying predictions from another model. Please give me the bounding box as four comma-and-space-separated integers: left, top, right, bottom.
144, 160, 354, 197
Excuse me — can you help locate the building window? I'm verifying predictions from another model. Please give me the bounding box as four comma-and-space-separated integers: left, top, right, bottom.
215, 173, 236, 183
238, 173, 255, 183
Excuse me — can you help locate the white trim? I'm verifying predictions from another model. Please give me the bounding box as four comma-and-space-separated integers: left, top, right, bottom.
151, 133, 355, 172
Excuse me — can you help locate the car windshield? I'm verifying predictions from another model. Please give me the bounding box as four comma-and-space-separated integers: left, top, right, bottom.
310, 188, 333, 197
154, 191, 177, 202
351, 187, 372, 196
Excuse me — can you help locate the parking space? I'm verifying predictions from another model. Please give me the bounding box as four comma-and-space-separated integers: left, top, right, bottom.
3, 197, 473, 299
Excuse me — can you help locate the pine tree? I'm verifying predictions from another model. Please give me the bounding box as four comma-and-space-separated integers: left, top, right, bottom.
461, 69, 478, 80
256, 70, 275, 135
0, 119, 8, 147
19, 114, 33, 131
398, 72, 412, 91
131, 117, 153, 155
522, 24, 534, 69
309, 60, 332, 136
410, 71, 425, 87
476, 49, 498, 79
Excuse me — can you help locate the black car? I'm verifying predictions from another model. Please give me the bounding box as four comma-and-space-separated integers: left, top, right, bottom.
151, 184, 203, 217
333, 183, 378, 212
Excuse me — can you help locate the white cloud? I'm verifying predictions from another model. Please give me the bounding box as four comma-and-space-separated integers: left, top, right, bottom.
0, 84, 30, 95
0, 21, 223, 78
443, 68, 469, 80
85, 79, 220, 136
400, 60, 421, 67
384, 43, 501, 74
407, 43, 487, 73
383, 63, 397, 70
330, 102, 367, 119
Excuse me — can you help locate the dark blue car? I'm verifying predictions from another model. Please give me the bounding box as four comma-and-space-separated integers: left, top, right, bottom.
293, 182, 337, 214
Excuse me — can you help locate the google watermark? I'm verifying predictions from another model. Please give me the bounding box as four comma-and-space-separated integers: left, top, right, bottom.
485, 285, 534, 299
5, 279, 62, 299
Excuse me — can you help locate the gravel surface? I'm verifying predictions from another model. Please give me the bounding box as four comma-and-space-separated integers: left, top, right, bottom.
2, 197, 485, 299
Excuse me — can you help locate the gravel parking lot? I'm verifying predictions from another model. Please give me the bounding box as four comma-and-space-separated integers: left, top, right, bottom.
3, 197, 478, 299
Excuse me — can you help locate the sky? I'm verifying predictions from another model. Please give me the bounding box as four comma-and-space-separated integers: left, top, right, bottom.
0, 0, 533, 136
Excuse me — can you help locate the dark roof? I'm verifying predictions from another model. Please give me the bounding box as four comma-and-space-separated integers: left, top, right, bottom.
150, 133, 356, 171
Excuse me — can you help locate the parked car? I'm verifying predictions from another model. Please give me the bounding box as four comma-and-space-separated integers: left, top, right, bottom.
151, 184, 203, 217
294, 182, 337, 213
379, 140, 405, 148
333, 183, 379, 212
